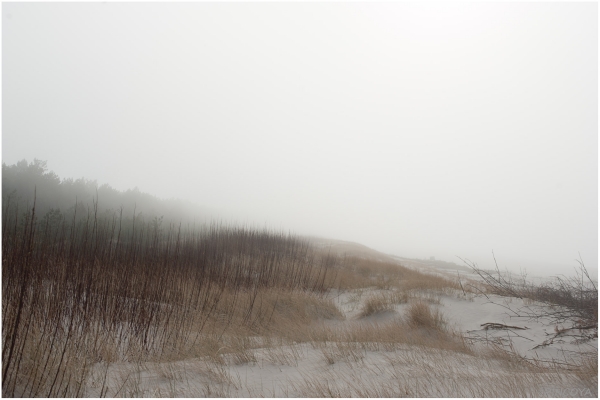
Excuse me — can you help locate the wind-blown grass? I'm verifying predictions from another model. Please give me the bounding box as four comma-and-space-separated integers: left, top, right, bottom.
1, 197, 340, 397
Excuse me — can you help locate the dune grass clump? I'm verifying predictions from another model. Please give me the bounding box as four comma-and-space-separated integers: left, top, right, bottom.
406, 301, 446, 331
358, 291, 407, 318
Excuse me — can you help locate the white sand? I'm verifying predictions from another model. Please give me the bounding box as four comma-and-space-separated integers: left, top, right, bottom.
83, 260, 597, 397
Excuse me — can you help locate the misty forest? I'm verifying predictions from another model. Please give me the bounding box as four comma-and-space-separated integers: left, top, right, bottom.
2, 159, 597, 397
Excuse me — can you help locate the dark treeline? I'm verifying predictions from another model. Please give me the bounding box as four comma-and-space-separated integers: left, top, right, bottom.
2, 159, 209, 230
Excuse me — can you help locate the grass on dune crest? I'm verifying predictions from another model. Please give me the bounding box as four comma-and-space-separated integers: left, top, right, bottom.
334, 256, 463, 294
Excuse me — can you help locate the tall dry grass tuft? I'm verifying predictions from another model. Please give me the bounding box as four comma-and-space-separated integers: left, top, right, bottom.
358, 291, 407, 317
406, 301, 446, 331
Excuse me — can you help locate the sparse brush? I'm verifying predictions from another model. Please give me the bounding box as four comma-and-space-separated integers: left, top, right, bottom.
460, 255, 598, 330
1, 194, 343, 396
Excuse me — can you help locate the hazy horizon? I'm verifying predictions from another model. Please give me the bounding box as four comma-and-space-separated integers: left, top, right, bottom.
3, 2, 597, 277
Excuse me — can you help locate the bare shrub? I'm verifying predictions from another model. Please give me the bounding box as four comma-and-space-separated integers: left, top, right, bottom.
460, 255, 598, 330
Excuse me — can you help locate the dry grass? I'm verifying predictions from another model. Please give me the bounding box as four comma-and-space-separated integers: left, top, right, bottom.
573, 350, 599, 391
333, 256, 463, 296
307, 316, 470, 356
290, 346, 595, 398
1, 197, 342, 396
88, 321, 596, 398
4, 195, 596, 397
406, 301, 447, 331
263, 341, 304, 367
358, 290, 408, 317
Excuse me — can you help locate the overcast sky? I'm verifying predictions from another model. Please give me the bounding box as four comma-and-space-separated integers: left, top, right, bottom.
2, 2, 597, 277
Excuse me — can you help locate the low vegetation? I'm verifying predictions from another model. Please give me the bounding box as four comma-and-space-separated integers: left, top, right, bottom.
406, 301, 446, 331
2, 192, 340, 396
358, 291, 408, 317
2, 167, 597, 397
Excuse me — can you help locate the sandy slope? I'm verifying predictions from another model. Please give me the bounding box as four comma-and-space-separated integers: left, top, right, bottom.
408, 259, 597, 361
83, 253, 597, 398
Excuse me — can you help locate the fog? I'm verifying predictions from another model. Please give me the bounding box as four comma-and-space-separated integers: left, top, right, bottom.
2, 2, 597, 277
